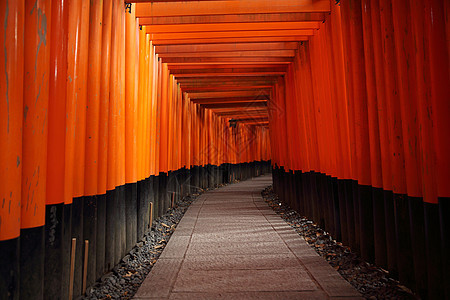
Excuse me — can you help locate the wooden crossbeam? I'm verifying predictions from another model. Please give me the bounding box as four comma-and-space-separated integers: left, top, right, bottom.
188, 91, 269, 99
182, 86, 273, 92
136, 13, 326, 25
155, 42, 299, 53
191, 96, 269, 104
151, 36, 309, 45
158, 50, 296, 58
170, 67, 286, 76
145, 22, 320, 33
175, 76, 279, 82
136, 1, 331, 17
148, 30, 314, 41
201, 102, 267, 109
174, 72, 284, 77
162, 57, 294, 64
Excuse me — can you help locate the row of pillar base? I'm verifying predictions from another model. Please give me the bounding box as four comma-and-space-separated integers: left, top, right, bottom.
0, 161, 271, 299
272, 167, 450, 300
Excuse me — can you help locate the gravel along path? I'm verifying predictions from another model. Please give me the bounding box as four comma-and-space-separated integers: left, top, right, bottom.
81, 185, 224, 300
261, 185, 418, 300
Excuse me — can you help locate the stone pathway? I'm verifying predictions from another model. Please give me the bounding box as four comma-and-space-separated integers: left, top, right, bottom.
134, 175, 362, 299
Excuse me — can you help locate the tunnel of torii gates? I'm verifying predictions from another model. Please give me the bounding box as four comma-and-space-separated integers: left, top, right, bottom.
0, 0, 449, 299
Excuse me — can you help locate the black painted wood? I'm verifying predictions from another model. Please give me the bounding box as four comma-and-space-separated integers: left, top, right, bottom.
105, 190, 116, 271
83, 195, 98, 288
71, 197, 84, 297
409, 196, 427, 298
359, 184, 374, 263
96, 194, 106, 279
383, 191, 398, 278
44, 203, 64, 299
372, 187, 387, 268
424, 202, 445, 299
19, 226, 45, 299
0, 237, 19, 299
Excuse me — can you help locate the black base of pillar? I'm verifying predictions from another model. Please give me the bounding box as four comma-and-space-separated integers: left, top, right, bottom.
71, 196, 84, 298
372, 187, 387, 268
19, 226, 45, 299
44, 203, 64, 299
125, 183, 137, 253
0, 237, 19, 300
424, 202, 445, 299
96, 194, 106, 279
409, 196, 427, 298
105, 190, 116, 272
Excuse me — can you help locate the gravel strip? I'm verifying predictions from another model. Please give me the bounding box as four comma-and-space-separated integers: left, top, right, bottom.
261, 185, 418, 300
81, 185, 226, 300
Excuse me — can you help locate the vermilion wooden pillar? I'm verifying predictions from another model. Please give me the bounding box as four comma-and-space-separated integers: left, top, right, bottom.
21, 0, 52, 298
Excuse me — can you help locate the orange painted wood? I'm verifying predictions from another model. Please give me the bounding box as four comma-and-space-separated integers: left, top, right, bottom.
107, 0, 120, 191
134, 20, 140, 177
145, 22, 320, 33
0, 0, 24, 240
183, 86, 273, 92
200, 102, 267, 109
137, 12, 325, 25
22, 0, 51, 227
47, 0, 68, 204
189, 91, 269, 99
176, 84, 183, 169
158, 50, 296, 58
391, 0, 422, 197
84, 0, 103, 196
125, 4, 137, 184
142, 34, 150, 178
154, 57, 161, 174
289, 60, 307, 171
98, 0, 112, 195
136, 1, 331, 18
149, 30, 314, 42
155, 42, 299, 53
303, 43, 319, 172
425, 0, 450, 199
170, 68, 286, 76
310, 29, 328, 174
150, 43, 158, 176
72, 0, 90, 197
339, 0, 357, 180
148, 42, 156, 176
370, 0, 392, 192
167, 75, 174, 171
65, 0, 82, 203
174, 72, 284, 77
329, 4, 351, 180
176, 75, 278, 82
168, 64, 285, 70
151, 36, 309, 46
159, 63, 169, 173
137, 26, 146, 180
163, 58, 293, 65
193, 98, 267, 105
348, 0, 371, 186
409, 0, 437, 203
379, 0, 407, 195
118, 1, 126, 186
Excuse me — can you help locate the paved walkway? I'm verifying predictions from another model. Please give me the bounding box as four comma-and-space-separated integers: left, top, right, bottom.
134, 175, 362, 299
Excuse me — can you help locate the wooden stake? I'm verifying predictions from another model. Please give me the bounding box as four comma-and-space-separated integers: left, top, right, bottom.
82, 240, 89, 294
69, 238, 76, 300
149, 202, 153, 228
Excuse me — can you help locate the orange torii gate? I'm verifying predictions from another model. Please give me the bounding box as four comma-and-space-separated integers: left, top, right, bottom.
0, 0, 449, 299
